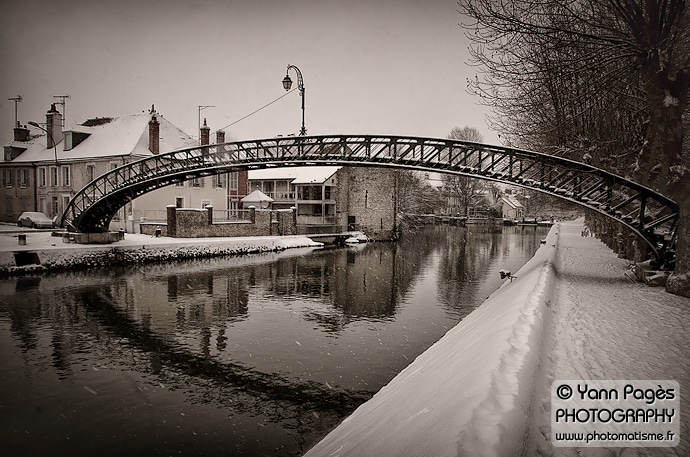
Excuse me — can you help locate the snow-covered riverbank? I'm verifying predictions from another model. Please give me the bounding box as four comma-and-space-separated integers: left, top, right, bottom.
0, 230, 323, 274
304, 219, 690, 457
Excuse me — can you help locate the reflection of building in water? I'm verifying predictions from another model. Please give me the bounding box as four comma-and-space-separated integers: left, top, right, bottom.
332, 244, 397, 318
241, 245, 401, 333
96, 268, 253, 358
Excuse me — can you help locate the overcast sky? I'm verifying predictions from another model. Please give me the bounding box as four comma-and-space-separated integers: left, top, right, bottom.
0, 0, 500, 148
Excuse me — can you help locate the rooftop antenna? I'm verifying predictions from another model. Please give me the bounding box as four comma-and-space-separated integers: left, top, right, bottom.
53, 95, 70, 127
8, 95, 22, 128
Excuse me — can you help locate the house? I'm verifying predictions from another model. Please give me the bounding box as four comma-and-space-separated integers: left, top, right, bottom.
248, 166, 339, 226
500, 194, 524, 220
248, 166, 398, 240
2, 103, 247, 232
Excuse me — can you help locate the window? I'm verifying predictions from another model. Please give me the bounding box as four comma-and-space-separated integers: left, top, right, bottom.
62, 195, 70, 214
201, 200, 212, 209
110, 163, 119, 185
301, 186, 322, 201
213, 173, 227, 188
39, 197, 47, 214
61, 166, 70, 187
229, 172, 238, 191
50, 167, 58, 187
20, 197, 28, 213
86, 164, 95, 183
192, 177, 204, 188
5, 196, 13, 214
19, 169, 29, 188
3, 168, 13, 187
39, 168, 47, 187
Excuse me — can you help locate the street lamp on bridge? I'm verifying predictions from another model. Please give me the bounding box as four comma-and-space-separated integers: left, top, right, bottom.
28, 121, 59, 166
281, 64, 306, 136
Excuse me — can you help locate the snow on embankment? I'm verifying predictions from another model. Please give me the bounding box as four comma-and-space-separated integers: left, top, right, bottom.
304, 225, 560, 457
0, 234, 322, 274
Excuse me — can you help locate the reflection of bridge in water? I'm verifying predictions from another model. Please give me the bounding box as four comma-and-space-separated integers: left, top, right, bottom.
60, 134, 678, 260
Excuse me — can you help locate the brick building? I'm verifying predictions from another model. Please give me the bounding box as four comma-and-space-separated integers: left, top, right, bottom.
1, 103, 246, 232
249, 166, 398, 240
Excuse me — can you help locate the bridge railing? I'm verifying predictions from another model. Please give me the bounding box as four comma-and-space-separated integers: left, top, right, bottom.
60, 134, 678, 262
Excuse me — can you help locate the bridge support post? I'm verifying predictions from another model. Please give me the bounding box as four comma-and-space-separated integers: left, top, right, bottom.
167, 205, 177, 237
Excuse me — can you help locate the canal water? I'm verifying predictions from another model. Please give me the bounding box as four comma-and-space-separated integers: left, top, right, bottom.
0, 225, 549, 457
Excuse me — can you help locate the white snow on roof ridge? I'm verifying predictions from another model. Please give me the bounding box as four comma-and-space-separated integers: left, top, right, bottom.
5, 110, 196, 163
248, 166, 341, 184
502, 195, 523, 208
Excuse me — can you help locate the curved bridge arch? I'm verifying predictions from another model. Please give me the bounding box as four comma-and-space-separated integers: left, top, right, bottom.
60, 134, 679, 260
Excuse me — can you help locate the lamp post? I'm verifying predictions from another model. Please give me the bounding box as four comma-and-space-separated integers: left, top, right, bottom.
28, 121, 58, 166
282, 64, 306, 136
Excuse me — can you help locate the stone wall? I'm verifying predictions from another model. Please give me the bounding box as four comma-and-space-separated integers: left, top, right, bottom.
336, 167, 398, 240
158, 205, 297, 238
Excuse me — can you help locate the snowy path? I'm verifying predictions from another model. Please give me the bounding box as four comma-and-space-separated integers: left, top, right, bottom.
529, 220, 690, 457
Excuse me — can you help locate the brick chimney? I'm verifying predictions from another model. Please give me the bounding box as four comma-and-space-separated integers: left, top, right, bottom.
148, 110, 160, 154
13, 122, 30, 142
200, 118, 210, 146
215, 129, 225, 145
46, 103, 63, 149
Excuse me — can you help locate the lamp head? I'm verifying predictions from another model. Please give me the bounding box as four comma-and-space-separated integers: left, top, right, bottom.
28, 121, 40, 127
282, 74, 293, 91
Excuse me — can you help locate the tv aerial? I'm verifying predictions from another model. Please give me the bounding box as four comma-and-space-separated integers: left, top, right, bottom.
53, 95, 70, 127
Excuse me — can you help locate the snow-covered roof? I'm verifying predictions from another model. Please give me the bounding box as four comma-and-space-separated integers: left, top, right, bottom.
248, 166, 340, 184
5, 110, 197, 164
500, 195, 523, 209
241, 189, 274, 203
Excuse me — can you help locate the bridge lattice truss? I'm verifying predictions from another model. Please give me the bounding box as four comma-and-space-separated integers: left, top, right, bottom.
61, 134, 679, 259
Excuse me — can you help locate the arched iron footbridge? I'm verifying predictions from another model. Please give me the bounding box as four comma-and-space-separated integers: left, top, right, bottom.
60, 134, 679, 260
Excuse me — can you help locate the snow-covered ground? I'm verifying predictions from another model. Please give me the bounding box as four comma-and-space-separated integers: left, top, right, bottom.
0, 227, 322, 272
529, 220, 689, 457
304, 219, 690, 457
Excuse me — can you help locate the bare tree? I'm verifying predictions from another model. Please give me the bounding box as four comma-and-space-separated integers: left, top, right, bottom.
448, 126, 484, 143
443, 127, 487, 216
397, 170, 440, 215
459, 0, 690, 296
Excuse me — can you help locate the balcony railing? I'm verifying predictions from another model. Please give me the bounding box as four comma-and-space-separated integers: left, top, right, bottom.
262, 191, 295, 201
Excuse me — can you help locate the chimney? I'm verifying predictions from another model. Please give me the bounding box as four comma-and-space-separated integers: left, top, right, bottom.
149, 111, 160, 154
13, 121, 30, 142
215, 129, 225, 145
46, 103, 63, 149
200, 118, 210, 145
